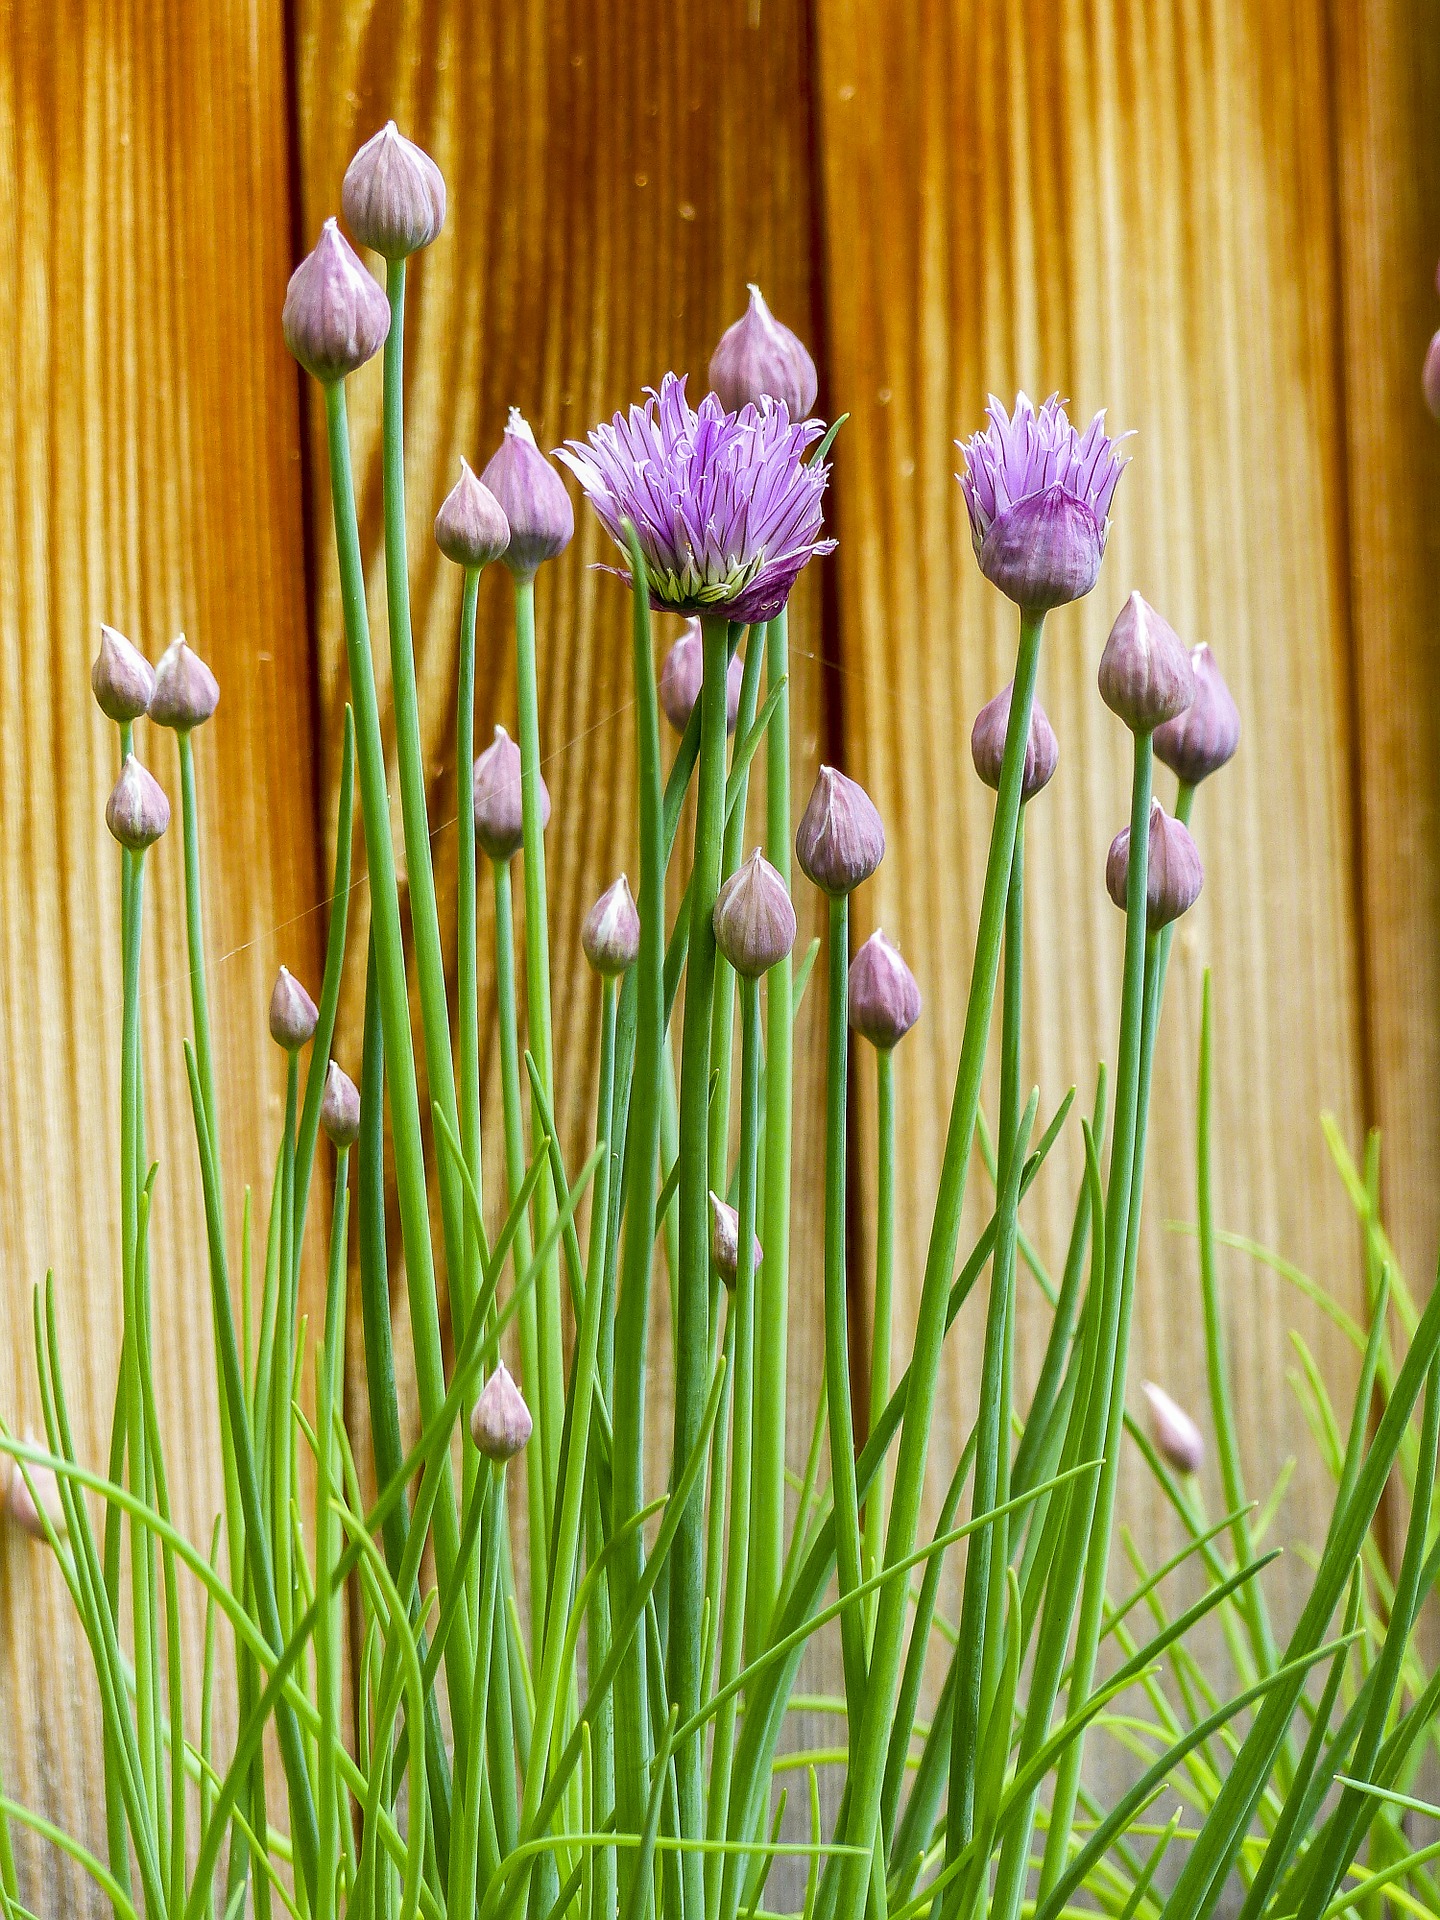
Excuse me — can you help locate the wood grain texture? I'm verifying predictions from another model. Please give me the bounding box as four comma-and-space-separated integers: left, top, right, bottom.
813, 0, 1375, 1680
288, 0, 832, 1563
0, 0, 321, 1904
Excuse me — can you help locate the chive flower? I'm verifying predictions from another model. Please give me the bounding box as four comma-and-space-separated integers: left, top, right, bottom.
473, 724, 547, 864
796, 765, 885, 896
958, 393, 1128, 611
1153, 644, 1240, 785
708, 284, 819, 420
92, 624, 154, 723
848, 931, 921, 1050
269, 966, 319, 1051
106, 756, 170, 849
341, 121, 446, 260
481, 411, 574, 580
709, 1192, 763, 1291
970, 679, 1059, 800
435, 458, 511, 570
558, 373, 836, 624
1105, 798, 1203, 929
4, 1440, 66, 1544
659, 618, 745, 735
282, 219, 391, 384
1142, 1382, 1205, 1476
1098, 593, 1196, 733
582, 876, 641, 976
320, 1061, 361, 1148
713, 848, 797, 977
149, 635, 219, 732
470, 1363, 533, 1461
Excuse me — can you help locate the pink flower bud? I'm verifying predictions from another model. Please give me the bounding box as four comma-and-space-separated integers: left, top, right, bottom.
470, 1362, 533, 1461
1098, 593, 1197, 733
1153, 644, 1239, 786
796, 765, 885, 896
342, 121, 446, 260
91, 624, 154, 722
1142, 1382, 1205, 1476
658, 619, 745, 735
434, 458, 510, 570
709, 1191, 762, 1291
106, 755, 170, 850
148, 634, 219, 732
282, 219, 391, 385
5, 1439, 67, 1543
320, 1061, 361, 1148
481, 411, 574, 581
473, 725, 548, 864
848, 931, 921, 1050
970, 680, 1059, 801
707, 284, 819, 420
713, 848, 797, 978
269, 966, 319, 1051
1106, 798, 1204, 930
582, 876, 641, 976
1424, 330, 1440, 422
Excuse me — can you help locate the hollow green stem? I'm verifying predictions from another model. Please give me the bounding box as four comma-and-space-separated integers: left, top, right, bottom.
752, 607, 793, 1653
587, 975, 620, 1920
862, 1044, 896, 1648
457, 565, 484, 1225
669, 610, 731, 1899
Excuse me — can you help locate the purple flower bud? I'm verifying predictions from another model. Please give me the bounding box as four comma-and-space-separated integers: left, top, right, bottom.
470, 1362, 533, 1460
1142, 1382, 1205, 1477
707, 284, 819, 421
1106, 798, 1204, 930
269, 965, 319, 1051
5, 1440, 66, 1544
582, 876, 641, 976
481, 410, 574, 581
341, 121, 446, 260
970, 680, 1059, 801
658, 619, 745, 735
148, 634, 219, 732
434, 458, 510, 570
1098, 592, 1197, 733
958, 395, 1128, 612
320, 1061, 361, 1148
713, 848, 797, 978
1153, 644, 1240, 786
92, 624, 154, 722
709, 1191, 762, 1291
473, 725, 547, 864
796, 765, 885, 896
1424, 330, 1440, 422
848, 930, 921, 1050
106, 755, 170, 850
282, 218, 391, 385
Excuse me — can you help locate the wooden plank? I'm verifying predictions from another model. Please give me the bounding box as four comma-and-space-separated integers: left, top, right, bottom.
288, 0, 830, 1566
0, 1, 320, 1902
1330, 0, 1440, 1304
813, 0, 1372, 1690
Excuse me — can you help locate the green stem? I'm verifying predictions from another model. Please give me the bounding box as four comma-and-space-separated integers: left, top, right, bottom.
587, 975, 620, 1920
458, 566, 484, 1218
315, 1150, 350, 1920
862, 1045, 896, 1649
322, 374, 472, 1719
706, 977, 763, 1914
751, 608, 792, 1654
668, 610, 731, 1901
512, 574, 566, 1546
270, 1052, 298, 1645
828, 607, 1044, 1920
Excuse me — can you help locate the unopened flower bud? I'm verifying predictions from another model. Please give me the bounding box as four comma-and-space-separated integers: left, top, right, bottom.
148, 634, 219, 732
707, 284, 819, 420
1106, 798, 1204, 930
1153, 645, 1240, 786
320, 1061, 361, 1148
470, 1362, 533, 1461
106, 755, 170, 849
472, 725, 547, 864
1098, 592, 1197, 733
848, 931, 921, 1049
92, 624, 154, 722
709, 1191, 762, 1291
796, 765, 885, 896
1142, 1382, 1204, 1476
1424, 331, 1440, 422
434, 458, 510, 570
658, 619, 745, 735
269, 966, 319, 1050
481, 410, 574, 580
713, 849, 796, 977
5, 1438, 66, 1543
282, 218, 391, 385
970, 680, 1059, 801
582, 876, 640, 976
981, 487, 1106, 612
341, 121, 446, 260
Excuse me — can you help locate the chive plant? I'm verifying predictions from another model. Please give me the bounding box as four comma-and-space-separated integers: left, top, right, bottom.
4, 124, 1440, 1920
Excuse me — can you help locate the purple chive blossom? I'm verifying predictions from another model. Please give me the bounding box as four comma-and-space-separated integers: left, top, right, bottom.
558, 373, 836, 625
958, 393, 1129, 611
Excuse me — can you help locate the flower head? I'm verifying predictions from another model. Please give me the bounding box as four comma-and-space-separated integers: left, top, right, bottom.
970, 680, 1059, 801
1153, 644, 1240, 786
320, 1061, 361, 1148
709, 1191, 762, 1291
659, 618, 745, 735
559, 373, 835, 624
342, 121, 446, 260
470, 1362, 533, 1461
473, 724, 547, 864
1106, 798, 1203, 929
481, 411, 574, 580
958, 393, 1128, 610
269, 966, 319, 1051
5, 1439, 67, 1544
282, 219, 390, 384
796, 765, 884, 896
713, 848, 797, 978
92, 624, 154, 723
582, 876, 641, 976
1142, 1383, 1205, 1476
149, 634, 219, 732
435, 459, 510, 570
848, 931, 921, 1050
708, 285, 818, 420
106, 756, 170, 850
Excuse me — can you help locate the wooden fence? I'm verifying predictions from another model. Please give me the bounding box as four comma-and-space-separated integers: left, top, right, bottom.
2, 0, 1438, 1901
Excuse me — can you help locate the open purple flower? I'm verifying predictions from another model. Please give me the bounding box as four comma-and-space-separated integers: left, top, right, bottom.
558, 373, 835, 624
958, 393, 1128, 611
